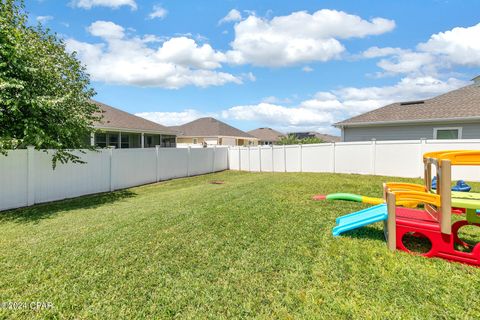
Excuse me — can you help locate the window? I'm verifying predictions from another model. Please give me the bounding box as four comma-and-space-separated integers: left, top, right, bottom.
160, 135, 176, 147
108, 133, 118, 147
143, 134, 161, 148
95, 133, 107, 148
121, 134, 129, 149
434, 127, 462, 140
193, 138, 198, 144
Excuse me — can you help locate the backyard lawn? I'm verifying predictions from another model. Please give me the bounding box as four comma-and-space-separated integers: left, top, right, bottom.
1, 171, 480, 319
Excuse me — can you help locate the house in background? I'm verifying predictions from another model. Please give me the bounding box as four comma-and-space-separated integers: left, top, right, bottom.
92, 101, 177, 148
335, 77, 480, 142
289, 132, 341, 143
172, 117, 258, 147
247, 128, 285, 145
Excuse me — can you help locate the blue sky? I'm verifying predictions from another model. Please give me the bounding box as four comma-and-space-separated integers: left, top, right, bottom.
29, 0, 480, 134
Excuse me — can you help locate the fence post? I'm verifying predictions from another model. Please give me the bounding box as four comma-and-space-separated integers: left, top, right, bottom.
259, 146, 262, 172
109, 147, 114, 191
271, 145, 274, 172
371, 139, 376, 175
212, 145, 216, 173
27, 146, 35, 206
299, 144, 303, 172
187, 146, 191, 177
419, 139, 426, 177
226, 146, 230, 170
248, 146, 251, 172
332, 143, 336, 173
155, 145, 160, 182
238, 147, 241, 171
283, 145, 287, 173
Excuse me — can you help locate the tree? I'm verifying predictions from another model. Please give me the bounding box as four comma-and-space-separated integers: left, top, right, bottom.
0, 0, 101, 167
276, 134, 324, 145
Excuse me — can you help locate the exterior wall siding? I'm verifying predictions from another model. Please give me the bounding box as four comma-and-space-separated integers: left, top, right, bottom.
342, 122, 480, 142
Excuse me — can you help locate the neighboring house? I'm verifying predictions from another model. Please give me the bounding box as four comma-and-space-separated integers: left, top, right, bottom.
289, 132, 341, 143
92, 101, 177, 148
172, 117, 258, 147
335, 77, 480, 142
247, 128, 285, 145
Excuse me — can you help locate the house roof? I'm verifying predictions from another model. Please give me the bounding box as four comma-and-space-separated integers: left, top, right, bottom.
334, 83, 480, 127
171, 117, 256, 139
290, 131, 341, 142
247, 128, 285, 142
93, 100, 176, 135
313, 133, 341, 143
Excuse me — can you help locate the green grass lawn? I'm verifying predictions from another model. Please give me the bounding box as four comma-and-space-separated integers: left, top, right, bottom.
1, 171, 480, 319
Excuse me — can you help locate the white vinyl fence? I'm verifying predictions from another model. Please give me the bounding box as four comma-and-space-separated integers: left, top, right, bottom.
229, 139, 480, 181
0, 146, 228, 211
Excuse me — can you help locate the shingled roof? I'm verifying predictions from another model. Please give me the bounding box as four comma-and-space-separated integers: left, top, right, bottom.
247, 128, 285, 142
335, 83, 480, 127
93, 101, 176, 134
172, 117, 256, 139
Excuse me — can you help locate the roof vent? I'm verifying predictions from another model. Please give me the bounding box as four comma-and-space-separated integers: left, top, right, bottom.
400, 100, 425, 106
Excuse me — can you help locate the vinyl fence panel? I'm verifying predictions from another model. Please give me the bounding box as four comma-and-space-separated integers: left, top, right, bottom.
335, 142, 373, 175
34, 149, 110, 204
272, 146, 286, 172
158, 148, 189, 180
0, 150, 29, 211
285, 145, 301, 172
0, 147, 228, 211
260, 146, 273, 172
231, 139, 480, 181
112, 149, 157, 190
301, 144, 334, 172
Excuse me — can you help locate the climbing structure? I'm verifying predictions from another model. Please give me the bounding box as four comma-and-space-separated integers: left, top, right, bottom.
331, 150, 480, 266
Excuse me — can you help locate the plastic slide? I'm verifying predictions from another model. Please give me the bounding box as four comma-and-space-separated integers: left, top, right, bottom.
332, 203, 388, 236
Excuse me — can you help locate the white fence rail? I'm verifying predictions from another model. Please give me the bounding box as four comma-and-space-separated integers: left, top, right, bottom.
228, 139, 480, 181
0, 146, 228, 211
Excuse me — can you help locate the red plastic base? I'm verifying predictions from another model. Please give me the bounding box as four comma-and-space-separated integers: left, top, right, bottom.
395, 207, 480, 266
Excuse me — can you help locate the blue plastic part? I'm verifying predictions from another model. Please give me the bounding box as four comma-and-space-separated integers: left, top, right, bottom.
332, 203, 388, 236
431, 177, 471, 192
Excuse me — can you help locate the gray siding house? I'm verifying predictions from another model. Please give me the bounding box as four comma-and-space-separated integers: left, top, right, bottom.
335, 77, 480, 142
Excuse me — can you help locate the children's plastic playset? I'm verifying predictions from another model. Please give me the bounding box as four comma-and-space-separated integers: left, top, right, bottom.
317, 150, 480, 267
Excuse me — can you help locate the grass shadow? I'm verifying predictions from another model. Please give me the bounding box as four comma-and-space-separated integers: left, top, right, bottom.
0, 190, 137, 224
340, 226, 386, 242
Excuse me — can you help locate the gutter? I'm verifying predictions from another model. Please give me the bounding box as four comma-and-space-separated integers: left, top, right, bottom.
94, 126, 177, 135
177, 135, 258, 140
334, 116, 480, 128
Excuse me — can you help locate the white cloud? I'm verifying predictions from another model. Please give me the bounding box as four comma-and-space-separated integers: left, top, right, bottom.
302, 66, 314, 72
221, 103, 335, 126
66, 21, 241, 89
148, 5, 168, 20
226, 9, 395, 66
261, 96, 292, 104
36, 15, 53, 24
418, 22, 480, 67
70, 0, 137, 10
220, 76, 466, 132
88, 20, 125, 39
134, 75, 466, 134
377, 51, 436, 75
219, 9, 242, 25
136, 109, 213, 126
363, 23, 480, 77
314, 76, 466, 115
361, 46, 405, 58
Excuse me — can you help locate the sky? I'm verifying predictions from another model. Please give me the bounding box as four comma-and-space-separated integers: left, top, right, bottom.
28, 0, 480, 135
